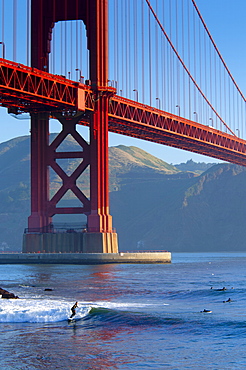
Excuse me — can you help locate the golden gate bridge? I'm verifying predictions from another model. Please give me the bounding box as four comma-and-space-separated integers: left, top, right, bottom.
0, 0, 245, 253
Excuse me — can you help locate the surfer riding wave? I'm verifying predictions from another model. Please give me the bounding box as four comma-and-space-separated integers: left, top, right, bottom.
70, 302, 78, 319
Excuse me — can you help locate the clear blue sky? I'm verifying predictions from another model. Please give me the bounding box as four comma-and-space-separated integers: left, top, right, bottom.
0, 0, 245, 165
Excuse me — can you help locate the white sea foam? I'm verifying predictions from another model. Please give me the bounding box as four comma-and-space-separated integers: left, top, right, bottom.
0, 299, 91, 323
0, 298, 169, 323
83, 301, 169, 309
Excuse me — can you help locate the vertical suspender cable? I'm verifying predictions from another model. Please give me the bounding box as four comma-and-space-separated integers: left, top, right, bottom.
197, 5, 203, 121
128, 0, 131, 97
214, 49, 217, 128
204, 24, 207, 124
64, 1, 67, 77
187, 1, 191, 120
13, 0, 17, 61
176, 0, 180, 113
123, 0, 126, 95
155, 0, 158, 107
243, 99, 245, 139
52, 0, 56, 74
209, 42, 212, 123
27, 0, 30, 66
1, 0, 4, 46
235, 88, 238, 136
125, 1, 128, 97
243, 101, 245, 139
182, 0, 185, 117
171, 0, 174, 113
141, 0, 145, 103
235, 88, 237, 136
148, 4, 152, 106
116, 0, 119, 91
162, 2, 165, 110
237, 95, 240, 137
87, 45, 89, 82
125, 0, 129, 98
224, 69, 227, 131
238, 89, 240, 137
114, 0, 117, 88
70, 21, 73, 79
128, 0, 132, 97
61, 23, 64, 75
65, 22, 67, 77
134, 0, 137, 97
198, 5, 201, 103
228, 74, 231, 131
168, 1, 171, 113
233, 78, 236, 132
80, 22, 82, 78
121, 0, 124, 95
76, 1, 78, 79
193, 4, 196, 116
51, 27, 54, 74
219, 54, 222, 131
116, 0, 120, 91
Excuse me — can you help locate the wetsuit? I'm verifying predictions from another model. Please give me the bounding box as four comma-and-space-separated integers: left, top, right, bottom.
70, 302, 78, 318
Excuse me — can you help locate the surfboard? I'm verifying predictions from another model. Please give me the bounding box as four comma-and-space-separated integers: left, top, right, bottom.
68, 317, 76, 322
68, 316, 80, 323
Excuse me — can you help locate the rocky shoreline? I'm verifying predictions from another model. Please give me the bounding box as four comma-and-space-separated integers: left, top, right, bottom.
0, 287, 18, 299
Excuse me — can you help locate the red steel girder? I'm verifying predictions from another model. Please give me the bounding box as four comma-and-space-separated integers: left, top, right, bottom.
0, 57, 246, 166
106, 96, 246, 166
0, 58, 85, 112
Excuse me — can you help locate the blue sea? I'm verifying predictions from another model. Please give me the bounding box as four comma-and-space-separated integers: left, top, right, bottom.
0, 252, 246, 369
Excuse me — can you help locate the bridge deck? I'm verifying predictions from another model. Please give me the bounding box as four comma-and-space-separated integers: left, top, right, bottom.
0, 58, 245, 166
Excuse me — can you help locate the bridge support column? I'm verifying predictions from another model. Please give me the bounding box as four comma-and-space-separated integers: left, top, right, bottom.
23, 0, 118, 253
85, 0, 118, 253
27, 113, 51, 231
88, 93, 112, 233
85, 90, 118, 253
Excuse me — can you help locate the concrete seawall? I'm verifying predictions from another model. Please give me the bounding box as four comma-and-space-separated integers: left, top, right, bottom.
0, 252, 171, 264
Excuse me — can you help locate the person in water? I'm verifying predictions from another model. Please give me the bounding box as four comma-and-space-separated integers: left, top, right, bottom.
70, 302, 78, 318
223, 298, 232, 303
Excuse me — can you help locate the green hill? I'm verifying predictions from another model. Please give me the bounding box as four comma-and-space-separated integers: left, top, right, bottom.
0, 135, 245, 253
111, 162, 246, 252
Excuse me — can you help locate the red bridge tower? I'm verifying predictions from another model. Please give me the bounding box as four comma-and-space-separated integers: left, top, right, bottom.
23, 0, 118, 253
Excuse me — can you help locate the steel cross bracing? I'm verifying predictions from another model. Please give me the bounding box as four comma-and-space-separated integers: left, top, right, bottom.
108, 97, 246, 166
0, 57, 246, 167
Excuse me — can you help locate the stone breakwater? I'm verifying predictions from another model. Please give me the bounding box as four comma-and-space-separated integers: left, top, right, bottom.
0, 252, 171, 264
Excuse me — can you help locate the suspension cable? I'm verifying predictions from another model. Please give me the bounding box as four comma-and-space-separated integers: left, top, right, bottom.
145, 0, 236, 136
191, 0, 246, 102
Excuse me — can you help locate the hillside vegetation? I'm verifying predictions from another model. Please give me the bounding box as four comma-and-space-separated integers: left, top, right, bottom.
0, 135, 245, 253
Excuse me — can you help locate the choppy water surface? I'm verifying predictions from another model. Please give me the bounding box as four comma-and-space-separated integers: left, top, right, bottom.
1, 253, 246, 369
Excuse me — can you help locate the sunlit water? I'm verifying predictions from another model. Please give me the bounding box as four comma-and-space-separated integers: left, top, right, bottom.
0, 253, 246, 369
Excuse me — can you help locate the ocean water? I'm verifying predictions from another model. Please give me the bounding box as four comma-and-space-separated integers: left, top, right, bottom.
0, 253, 246, 369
